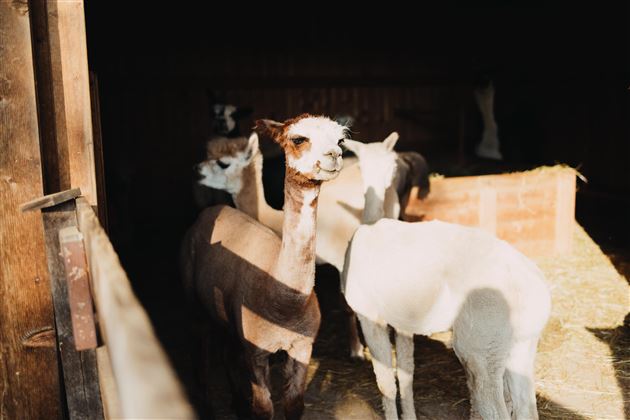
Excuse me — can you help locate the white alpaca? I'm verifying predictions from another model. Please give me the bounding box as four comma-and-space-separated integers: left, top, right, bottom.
341, 137, 551, 420
196, 132, 430, 358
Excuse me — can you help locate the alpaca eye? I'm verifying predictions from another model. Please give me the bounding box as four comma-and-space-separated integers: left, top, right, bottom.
338, 139, 345, 146
292, 136, 307, 145
217, 160, 230, 169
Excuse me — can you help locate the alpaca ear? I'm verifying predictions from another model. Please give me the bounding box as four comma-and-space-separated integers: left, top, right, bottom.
383, 132, 399, 151
343, 139, 363, 155
246, 132, 259, 156
255, 119, 284, 143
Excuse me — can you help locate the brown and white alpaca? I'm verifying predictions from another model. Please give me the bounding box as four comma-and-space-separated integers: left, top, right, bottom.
196, 132, 430, 359
181, 114, 347, 419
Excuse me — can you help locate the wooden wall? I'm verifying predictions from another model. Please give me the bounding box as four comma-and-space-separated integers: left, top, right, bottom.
0, 2, 61, 417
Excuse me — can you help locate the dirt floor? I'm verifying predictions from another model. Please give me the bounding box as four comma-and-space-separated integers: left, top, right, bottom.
138, 222, 628, 420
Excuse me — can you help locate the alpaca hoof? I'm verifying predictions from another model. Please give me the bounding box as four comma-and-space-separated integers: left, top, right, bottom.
350, 346, 366, 361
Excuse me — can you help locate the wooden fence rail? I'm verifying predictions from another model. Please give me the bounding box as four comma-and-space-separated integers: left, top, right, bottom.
24, 191, 195, 419
75, 197, 195, 419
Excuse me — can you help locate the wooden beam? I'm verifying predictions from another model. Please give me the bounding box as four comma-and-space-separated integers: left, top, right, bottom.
75, 198, 195, 418
30, 0, 98, 206
89, 72, 109, 231
0, 1, 61, 417
41, 201, 103, 419
20, 188, 82, 212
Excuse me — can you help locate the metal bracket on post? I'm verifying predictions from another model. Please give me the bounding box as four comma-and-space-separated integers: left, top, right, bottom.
59, 226, 98, 351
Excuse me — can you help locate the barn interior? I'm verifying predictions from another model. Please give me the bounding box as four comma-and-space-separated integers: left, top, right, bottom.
83, 3, 629, 418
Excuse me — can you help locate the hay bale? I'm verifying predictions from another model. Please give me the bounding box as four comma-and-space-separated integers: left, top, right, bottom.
534, 223, 629, 419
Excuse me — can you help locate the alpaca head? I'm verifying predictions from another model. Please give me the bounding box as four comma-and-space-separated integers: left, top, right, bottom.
196, 132, 259, 194
255, 114, 347, 182
344, 132, 399, 197
212, 104, 238, 135
343, 132, 400, 222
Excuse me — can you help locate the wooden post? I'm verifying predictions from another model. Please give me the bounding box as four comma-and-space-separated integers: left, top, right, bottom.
41, 199, 103, 419
29, 0, 99, 207
22, 189, 104, 419
89, 72, 109, 230
75, 198, 195, 418
0, 1, 62, 417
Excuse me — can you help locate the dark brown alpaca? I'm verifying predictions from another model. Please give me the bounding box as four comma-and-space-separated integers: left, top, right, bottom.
181, 115, 347, 419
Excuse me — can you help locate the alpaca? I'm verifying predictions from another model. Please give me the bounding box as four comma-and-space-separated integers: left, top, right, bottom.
192, 96, 253, 210
181, 114, 347, 419
195, 132, 284, 235
207, 92, 253, 138
341, 137, 551, 420
195, 132, 430, 358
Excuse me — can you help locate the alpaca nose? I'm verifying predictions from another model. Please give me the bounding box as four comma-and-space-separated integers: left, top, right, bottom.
325, 147, 342, 159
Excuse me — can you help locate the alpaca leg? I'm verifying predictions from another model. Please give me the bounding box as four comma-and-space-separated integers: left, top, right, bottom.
249, 350, 273, 420
453, 289, 511, 419
455, 350, 509, 420
358, 314, 398, 420
341, 293, 365, 359
348, 309, 365, 360
282, 354, 310, 420
395, 331, 417, 420
224, 341, 253, 418
504, 338, 539, 420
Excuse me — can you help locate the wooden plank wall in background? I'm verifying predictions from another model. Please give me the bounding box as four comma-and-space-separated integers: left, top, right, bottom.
0, 1, 62, 417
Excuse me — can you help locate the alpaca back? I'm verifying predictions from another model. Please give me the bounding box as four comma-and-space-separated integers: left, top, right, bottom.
342, 219, 550, 338
182, 205, 281, 326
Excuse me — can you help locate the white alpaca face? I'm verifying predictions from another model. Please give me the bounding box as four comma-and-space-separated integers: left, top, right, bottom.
197, 133, 258, 194
285, 117, 347, 181
344, 132, 399, 199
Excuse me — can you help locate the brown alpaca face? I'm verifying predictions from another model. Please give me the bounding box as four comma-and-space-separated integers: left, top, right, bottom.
256, 115, 347, 181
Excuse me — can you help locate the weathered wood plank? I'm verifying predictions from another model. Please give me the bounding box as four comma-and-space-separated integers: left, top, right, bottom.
404, 167, 577, 257
0, 1, 62, 417
31, 0, 98, 206
75, 198, 195, 418
41, 201, 103, 420
89, 72, 109, 231
96, 346, 122, 419
20, 188, 82, 212
59, 226, 98, 351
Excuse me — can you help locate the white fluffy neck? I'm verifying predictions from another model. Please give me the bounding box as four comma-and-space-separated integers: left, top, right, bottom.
271, 169, 320, 295
362, 187, 385, 225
